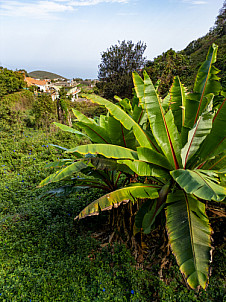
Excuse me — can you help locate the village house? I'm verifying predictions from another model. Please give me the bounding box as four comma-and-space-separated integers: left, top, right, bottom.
25, 76, 81, 101
25, 77, 49, 92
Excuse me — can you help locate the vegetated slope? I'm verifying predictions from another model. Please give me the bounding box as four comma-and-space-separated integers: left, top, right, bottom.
145, 3, 225, 95
180, 30, 226, 89
28, 70, 67, 80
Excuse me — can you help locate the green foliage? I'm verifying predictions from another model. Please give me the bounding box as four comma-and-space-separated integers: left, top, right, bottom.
42, 43, 225, 290
0, 67, 25, 97
28, 70, 66, 80
145, 49, 190, 97
0, 90, 35, 131
0, 128, 225, 301
31, 94, 57, 129
72, 100, 106, 118
97, 40, 147, 100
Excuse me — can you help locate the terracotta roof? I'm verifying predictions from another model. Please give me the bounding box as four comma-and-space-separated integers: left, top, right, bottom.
25, 77, 48, 86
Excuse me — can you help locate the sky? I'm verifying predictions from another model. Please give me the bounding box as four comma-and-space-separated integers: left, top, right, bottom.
0, 0, 224, 79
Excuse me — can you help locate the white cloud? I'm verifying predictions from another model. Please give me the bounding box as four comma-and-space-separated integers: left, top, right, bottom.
0, 0, 129, 18
0, 1, 74, 18
182, 0, 208, 4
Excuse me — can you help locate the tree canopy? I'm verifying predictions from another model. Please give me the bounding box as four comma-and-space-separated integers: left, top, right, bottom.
97, 40, 146, 100
0, 67, 25, 98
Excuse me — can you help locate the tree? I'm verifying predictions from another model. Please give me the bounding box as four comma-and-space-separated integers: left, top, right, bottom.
0, 68, 25, 98
97, 40, 147, 100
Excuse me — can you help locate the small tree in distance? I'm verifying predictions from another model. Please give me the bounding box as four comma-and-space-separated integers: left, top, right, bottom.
97, 40, 146, 100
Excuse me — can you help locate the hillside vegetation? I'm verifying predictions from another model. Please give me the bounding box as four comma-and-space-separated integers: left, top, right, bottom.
28, 70, 67, 80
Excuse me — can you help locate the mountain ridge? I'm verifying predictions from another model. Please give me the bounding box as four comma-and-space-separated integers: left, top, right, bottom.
28, 70, 67, 80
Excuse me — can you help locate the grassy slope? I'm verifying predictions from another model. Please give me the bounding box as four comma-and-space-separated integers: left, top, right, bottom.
0, 128, 225, 301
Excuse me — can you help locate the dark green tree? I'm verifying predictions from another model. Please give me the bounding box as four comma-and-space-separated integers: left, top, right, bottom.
97, 40, 146, 100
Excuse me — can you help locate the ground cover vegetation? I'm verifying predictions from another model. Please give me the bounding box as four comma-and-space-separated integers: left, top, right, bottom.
39, 43, 226, 296
1, 114, 225, 301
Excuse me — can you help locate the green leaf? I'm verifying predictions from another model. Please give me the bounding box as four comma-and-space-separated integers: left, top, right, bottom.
183, 44, 221, 133
90, 157, 134, 175
38, 161, 88, 187
76, 121, 111, 144
181, 112, 214, 168
171, 169, 226, 202
143, 71, 182, 169
195, 98, 226, 165
142, 199, 165, 234
135, 199, 153, 229
72, 108, 98, 125
106, 116, 136, 149
75, 184, 159, 219
201, 152, 226, 171
193, 44, 221, 123
132, 72, 145, 109
45, 159, 72, 169
53, 122, 89, 138
137, 147, 172, 170
83, 93, 156, 150
162, 93, 170, 113
117, 159, 169, 178
66, 144, 138, 160
166, 190, 211, 289
170, 76, 186, 132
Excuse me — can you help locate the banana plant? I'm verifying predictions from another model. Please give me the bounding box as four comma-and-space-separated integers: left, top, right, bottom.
39, 43, 225, 290
70, 44, 225, 290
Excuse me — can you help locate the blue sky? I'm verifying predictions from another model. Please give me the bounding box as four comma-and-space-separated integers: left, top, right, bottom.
0, 0, 224, 79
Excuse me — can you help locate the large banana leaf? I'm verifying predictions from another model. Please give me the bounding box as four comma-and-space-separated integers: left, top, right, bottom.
201, 151, 226, 171
72, 108, 98, 125
132, 72, 145, 109
137, 147, 172, 170
181, 112, 214, 168
193, 44, 221, 123
183, 44, 220, 133
106, 115, 136, 149
170, 76, 186, 133
75, 184, 159, 219
38, 161, 87, 187
75, 121, 111, 144
194, 98, 226, 165
171, 169, 226, 202
90, 157, 134, 175
83, 93, 157, 150
117, 159, 169, 178
53, 122, 89, 138
162, 93, 171, 113
66, 144, 138, 160
143, 71, 182, 169
166, 190, 211, 289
